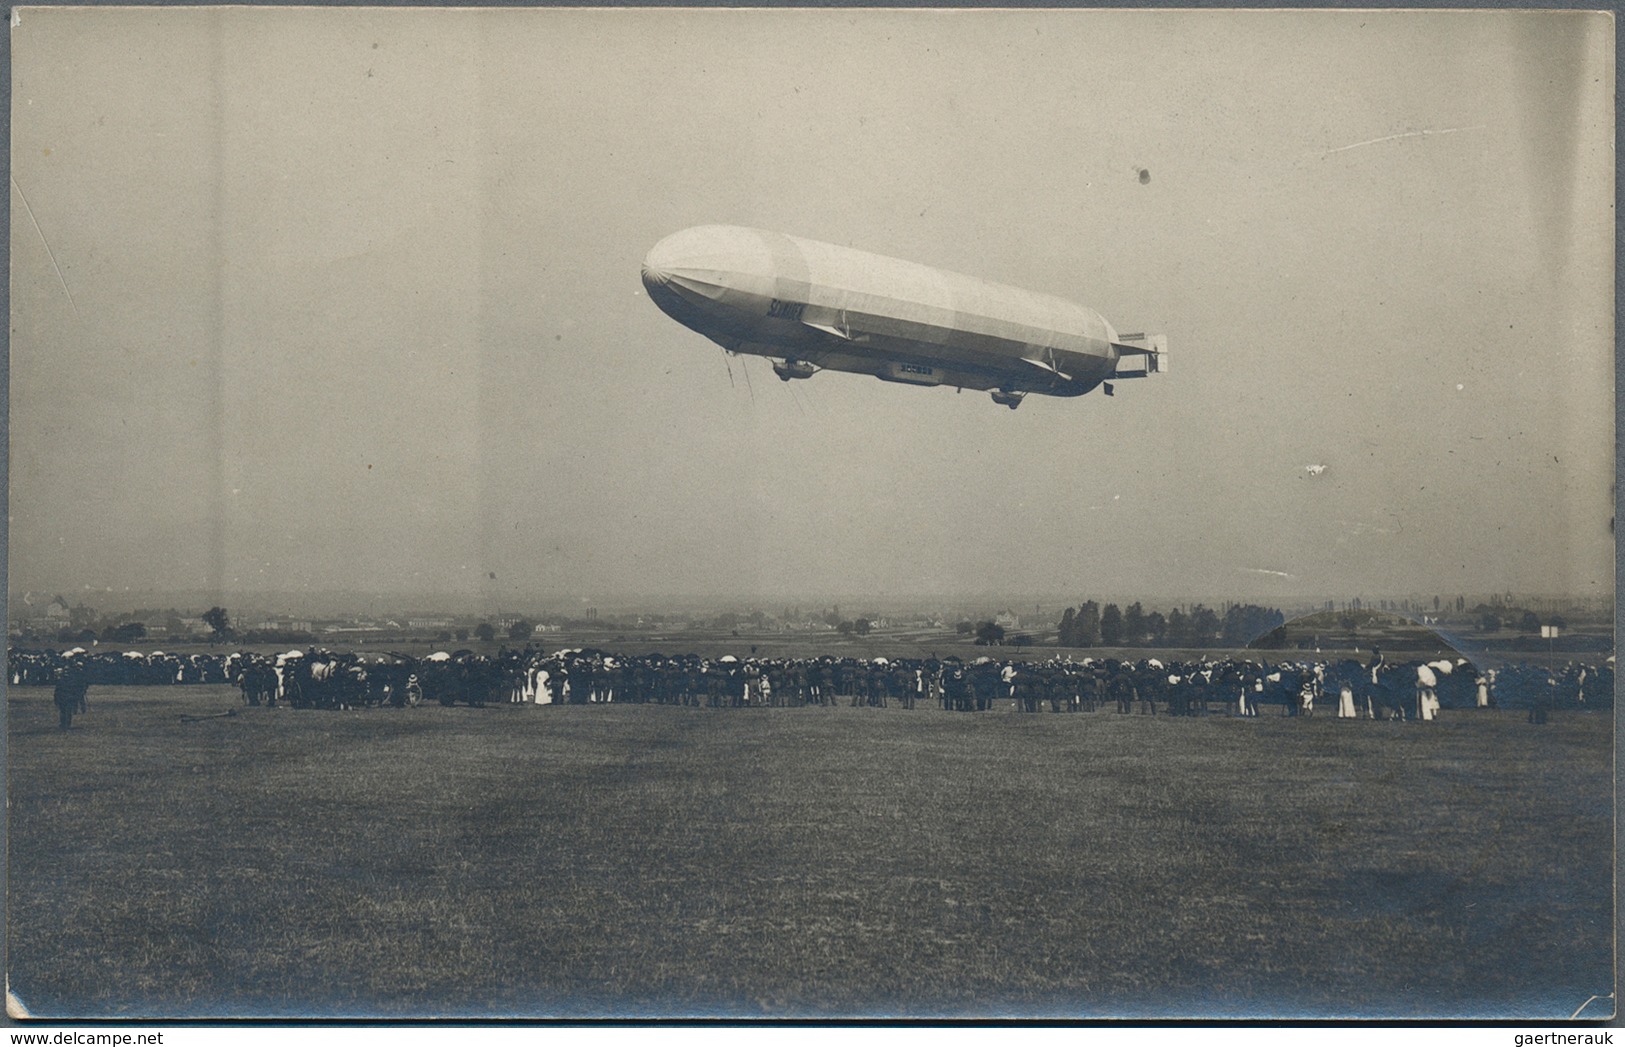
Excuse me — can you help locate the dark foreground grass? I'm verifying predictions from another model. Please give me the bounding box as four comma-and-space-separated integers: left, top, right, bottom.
7, 687, 1612, 1019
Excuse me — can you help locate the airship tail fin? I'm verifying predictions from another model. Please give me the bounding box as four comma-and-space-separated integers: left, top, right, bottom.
1111, 333, 1168, 377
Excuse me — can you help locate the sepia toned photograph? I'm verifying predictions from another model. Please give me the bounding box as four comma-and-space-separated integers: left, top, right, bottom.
5, 6, 1615, 1021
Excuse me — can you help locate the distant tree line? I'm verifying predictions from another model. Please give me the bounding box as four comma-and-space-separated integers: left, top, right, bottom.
25, 606, 544, 650
1472, 606, 1565, 635
1056, 601, 1285, 649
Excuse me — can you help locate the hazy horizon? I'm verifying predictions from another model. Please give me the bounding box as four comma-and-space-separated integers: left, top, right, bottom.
9, 9, 1615, 612
9, 585, 1609, 625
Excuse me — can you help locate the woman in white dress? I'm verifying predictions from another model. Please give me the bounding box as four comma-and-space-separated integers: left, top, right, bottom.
1416, 664, 1439, 721
1338, 680, 1357, 718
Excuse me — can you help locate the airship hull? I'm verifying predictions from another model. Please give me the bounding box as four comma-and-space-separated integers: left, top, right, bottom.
641, 225, 1162, 406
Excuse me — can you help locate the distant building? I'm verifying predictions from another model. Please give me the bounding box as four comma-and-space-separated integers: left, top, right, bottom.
255, 619, 313, 634
994, 610, 1022, 631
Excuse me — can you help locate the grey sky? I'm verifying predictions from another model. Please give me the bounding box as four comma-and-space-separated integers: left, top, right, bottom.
9, 8, 1614, 611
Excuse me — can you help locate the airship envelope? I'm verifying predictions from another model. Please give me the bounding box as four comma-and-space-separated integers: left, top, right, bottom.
643, 225, 1167, 409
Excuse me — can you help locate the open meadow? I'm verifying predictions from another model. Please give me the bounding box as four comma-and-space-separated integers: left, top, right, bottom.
6, 684, 1613, 1019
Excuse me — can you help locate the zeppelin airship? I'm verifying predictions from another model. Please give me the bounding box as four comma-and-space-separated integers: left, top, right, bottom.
641, 225, 1166, 409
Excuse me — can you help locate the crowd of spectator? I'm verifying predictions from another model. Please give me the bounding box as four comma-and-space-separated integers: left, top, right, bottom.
11, 644, 1610, 729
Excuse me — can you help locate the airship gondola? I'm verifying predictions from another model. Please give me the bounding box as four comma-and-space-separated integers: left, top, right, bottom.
641, 225, 1166, 409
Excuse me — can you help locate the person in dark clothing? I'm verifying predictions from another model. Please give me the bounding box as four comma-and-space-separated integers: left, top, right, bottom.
53, 671, 90, 730
1112, 671, 1137, 714
1529, 675, 1555, 724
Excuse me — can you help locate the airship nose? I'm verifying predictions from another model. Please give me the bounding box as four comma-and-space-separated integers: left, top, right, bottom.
641, 225, 776, 306
642, 235, 692, 318
641, 231, 693, 284
641, 236, 683, 295
640, 262, 670, 293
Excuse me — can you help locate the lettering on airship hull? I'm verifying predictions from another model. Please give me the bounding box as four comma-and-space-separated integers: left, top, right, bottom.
767, 299, 805, 321
881, 362, 943, 386
642, 225, 1167, 410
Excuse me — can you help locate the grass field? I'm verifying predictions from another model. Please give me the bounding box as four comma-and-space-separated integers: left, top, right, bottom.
6, 685, 1613, 1019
